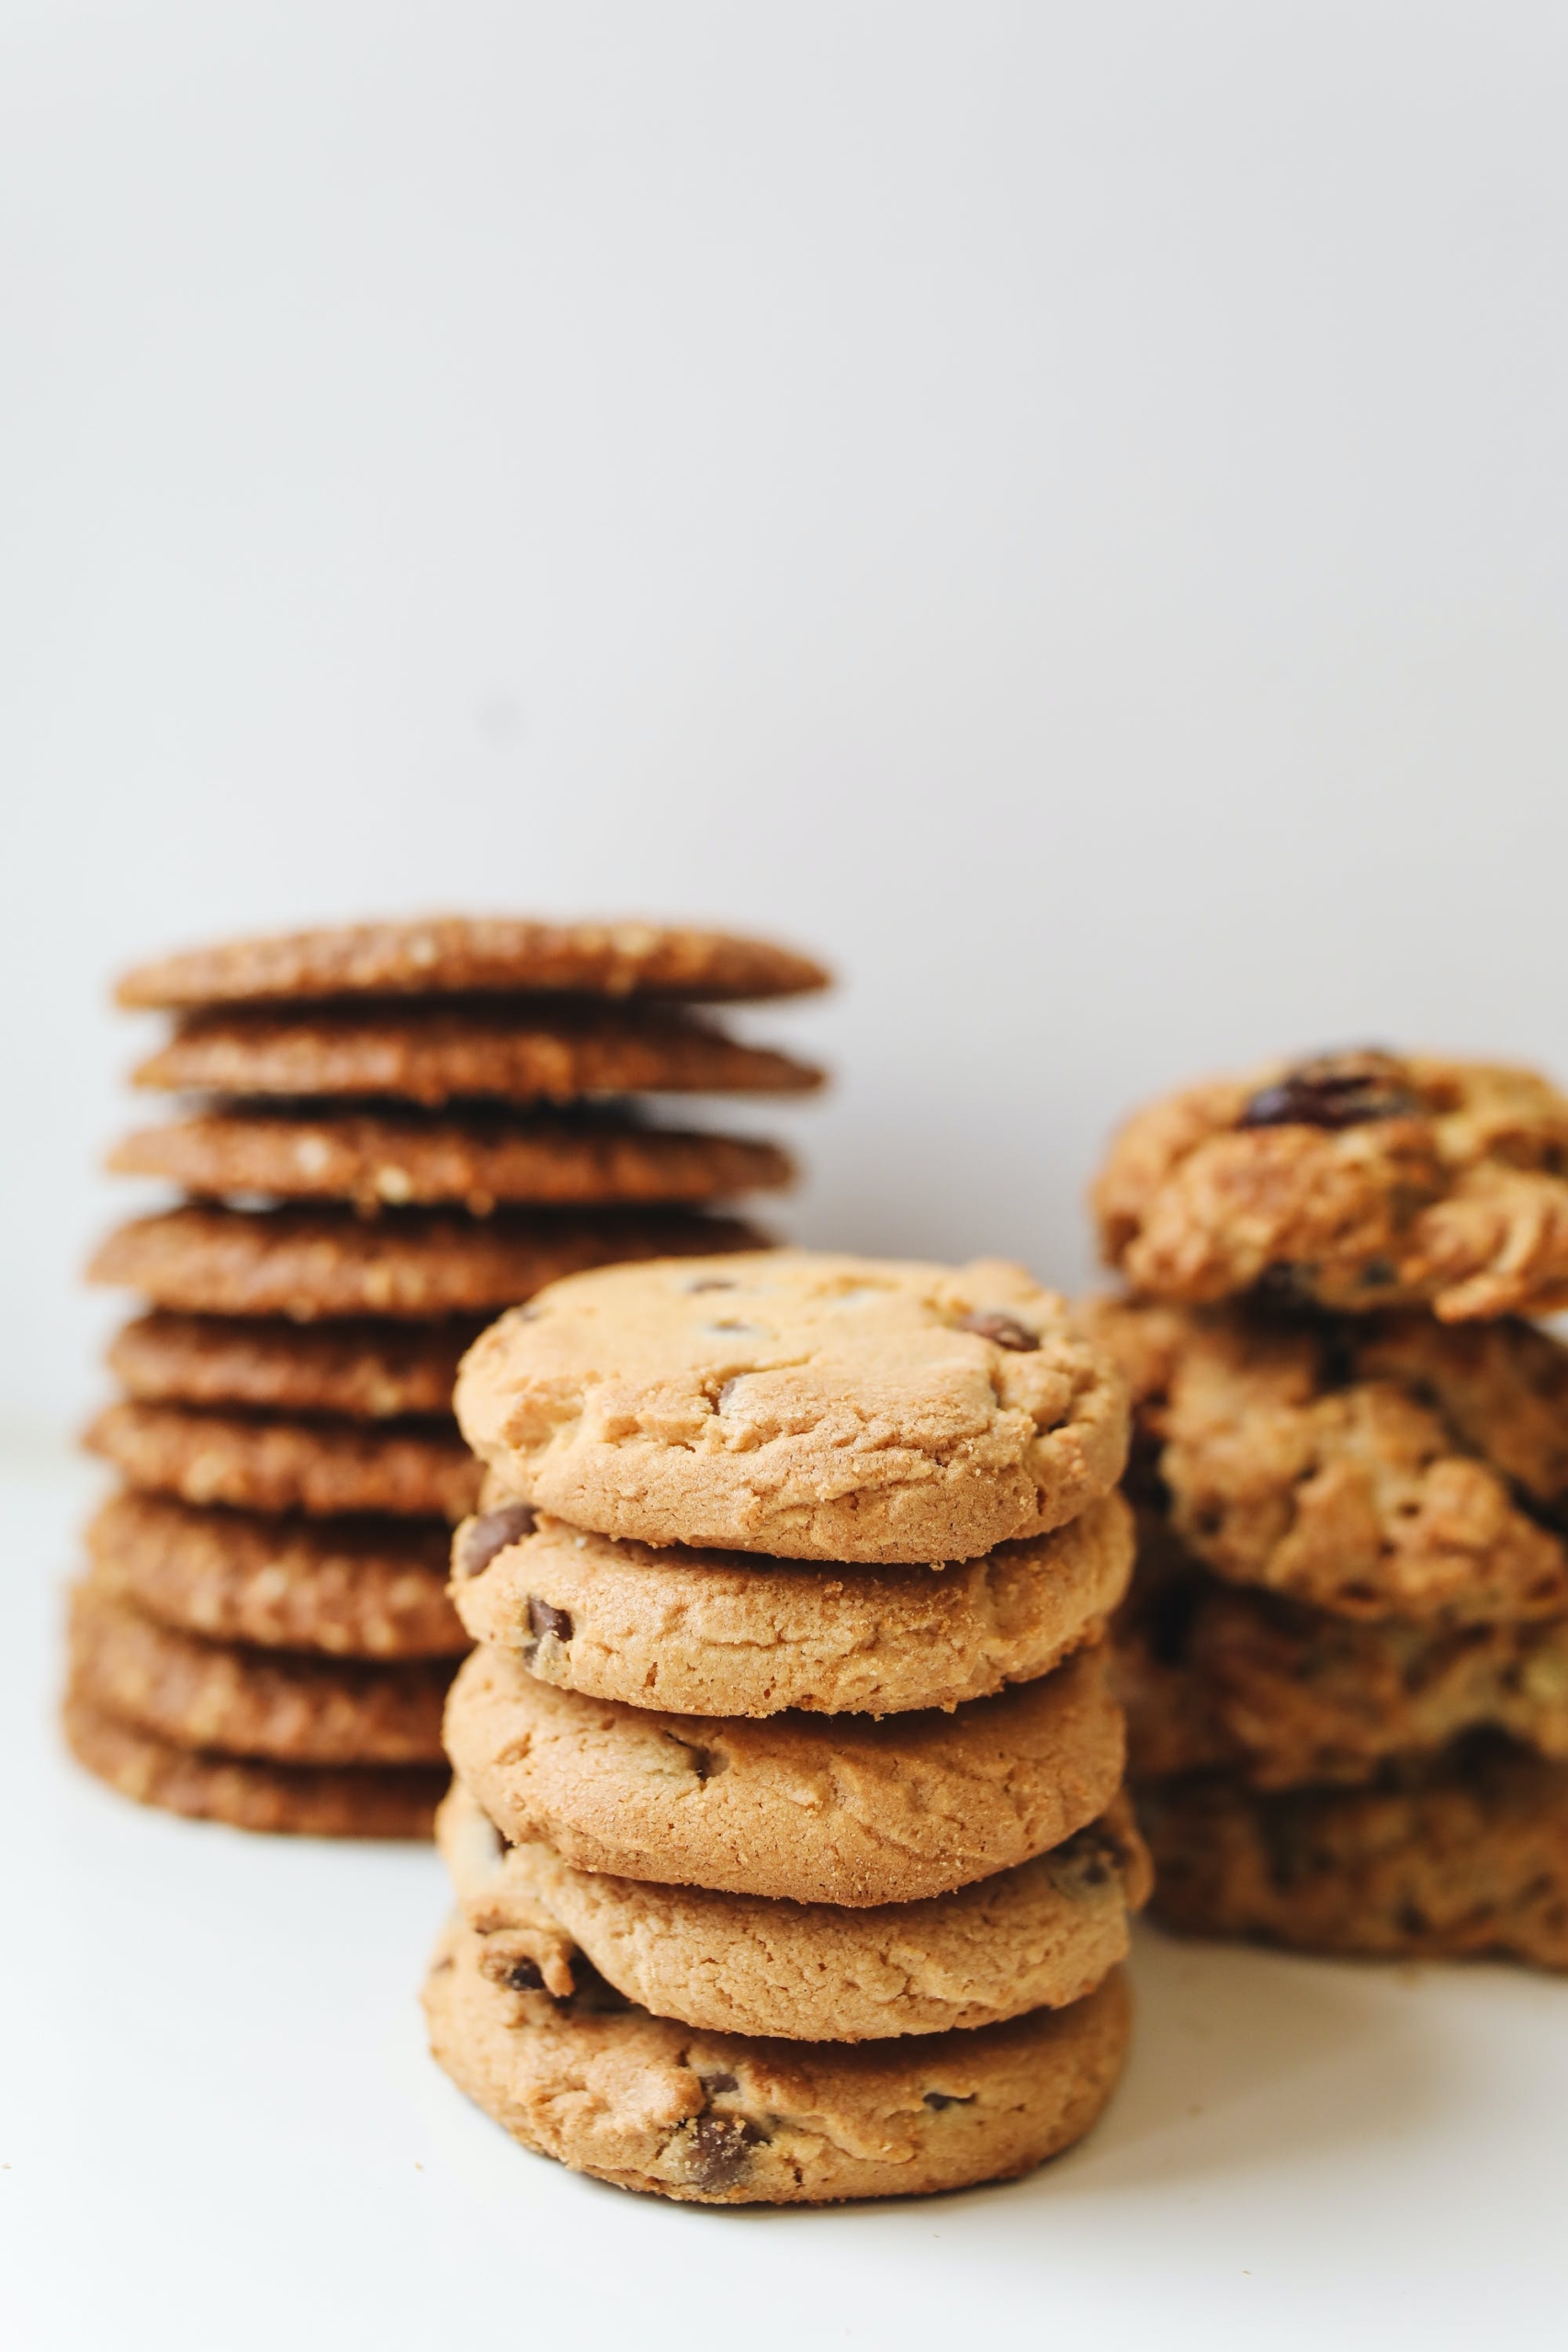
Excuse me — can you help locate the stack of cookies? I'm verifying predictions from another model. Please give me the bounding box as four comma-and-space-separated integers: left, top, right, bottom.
423, 1248, 1147, 2203
66, 915, 827, 1838
1087, 1047, 1568, 1969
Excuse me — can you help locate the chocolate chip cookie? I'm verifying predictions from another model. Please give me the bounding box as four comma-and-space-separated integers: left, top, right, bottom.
107, 1312, 479, 1419
423, 1912, 1130, 2202
438, 1777, 1148, 2041
444, 1639, 1123, 1905
448, 1495, 1132, 1716
85, 1399, 482, 1521
117, 914, 829, 1008
1095, 1049, 1568, 1321
457, 1251, 1129, 1565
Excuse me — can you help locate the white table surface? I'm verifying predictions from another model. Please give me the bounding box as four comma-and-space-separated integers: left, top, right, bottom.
6, 1447, 1565, 2352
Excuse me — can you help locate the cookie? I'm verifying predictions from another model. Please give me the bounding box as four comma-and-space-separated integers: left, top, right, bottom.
108, 1108, 794, 1214
1118, 1555, 1568, 1789
68, 1582, 452, 1763
85, 1399, 482, 1521
423, 1912, 1130, 2203
444, 1639, 1122, 1905
1138, 1742, 1568, 1967
132, 1002, 823, 1106
88, 1204, 765, 1321
1083, 1295, 1568, 1621
63, 1690, 446, 1838
1094, 1048, 1568, 1321
117, 915, 830, 1009
450, 1494, 1133, 1717
107, 1313, 479, 1419
86, 1491, 465, 1657
456, 1251, 1129, 1566
438, 1777, 1149, 2041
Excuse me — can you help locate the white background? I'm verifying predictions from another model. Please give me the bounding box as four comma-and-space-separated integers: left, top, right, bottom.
6, 0, 1568, 1440
5, 8, 1568, 2346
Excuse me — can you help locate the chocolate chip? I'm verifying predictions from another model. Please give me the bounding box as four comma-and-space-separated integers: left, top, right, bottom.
526, 1595, 573, 1644
686, 1278, 738, 1293
922, 2090, 976, 2110
505, 1957, 545, 1991
683, 2110, 767, 2188
700, 2071, 739, 2095
667, 1736, 726, 1781
957, 1311, 1040, 1351
1237, 1052, 1421, 1133
453, 1501, 536, 1579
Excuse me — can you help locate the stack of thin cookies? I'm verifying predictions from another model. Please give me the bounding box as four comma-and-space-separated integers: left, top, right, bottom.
424, 1248, 1145, 2203
1087, 1046, 1568, 1968
66, 915, 827, 1838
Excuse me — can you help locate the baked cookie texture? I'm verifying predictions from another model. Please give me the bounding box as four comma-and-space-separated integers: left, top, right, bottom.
1095, 1048, 1568, 1322
85, 1398, 482, 1521
64, 1692, 445, 1837
132, 1003, 823, 1106
449, 1496, 1133, 1717
69, 1582, 453, 1765
116, 914, 830, 1008
110, 1109, 794, 1212
438, 1777, 1149, 2041
1083, 1294, 1568, 1621
107, 1313, 480, 1419
457, 1251, 1129, 1565
422, 1912, 1131, 2204
1138, 1744, 1568, 1966
444, 1639, 1122, 1905
86, 1492, 465, 1658
89, 1205, 764, 1321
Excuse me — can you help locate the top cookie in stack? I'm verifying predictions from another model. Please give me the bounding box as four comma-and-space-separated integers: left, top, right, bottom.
1089, 1046, 1568, 1970
424, 1250, 1145, 2205
68, 915, 827, 1840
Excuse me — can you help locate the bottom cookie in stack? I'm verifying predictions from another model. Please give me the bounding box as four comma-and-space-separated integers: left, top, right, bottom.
63, 1490, 464, 1838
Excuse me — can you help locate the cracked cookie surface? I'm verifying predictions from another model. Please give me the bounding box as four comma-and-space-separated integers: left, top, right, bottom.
450, 1496, 1132, 1716
444, 1638, 1122, 1905
1084, 1295, 1568, 1621
438, 1777, 1147, 2041
457, 1251, 1128, 1565
1095, 1049, 1568, 1320
422, 1911, 1130, 2202
89, 1204, 763, 1320
117, 914, 829, 1008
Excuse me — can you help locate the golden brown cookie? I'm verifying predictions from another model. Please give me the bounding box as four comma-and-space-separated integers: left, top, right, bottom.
85, 1399, 482, 1521
85, 1491, 465, 1657
68, 1582, 452, 1763
423, 1912, 1130, 2203
1094, 1049, 1568, 1321
107, 1313, 479, 1419
438, 1777, 1148, 2041
108, 1109, 795, 1212
1138, 1742, 1568, 1967
117, 915, 829, 1008
449, 1496, 1133, 1716
457, 1251, 1129, 1565
1118, 1555, 1568, 1789
63, 1690, 446, 1837
88, 1204, 765, 1321
445, 1639, 1123, 1905
132, 1002, 823, 1106
1083, 1294, 1568, 1622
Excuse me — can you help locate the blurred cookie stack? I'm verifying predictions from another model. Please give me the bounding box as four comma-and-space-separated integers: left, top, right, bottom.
67, 916, 827, 1838
424, 1248, 1145, 2203
1087, 1047, 1568, 1969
